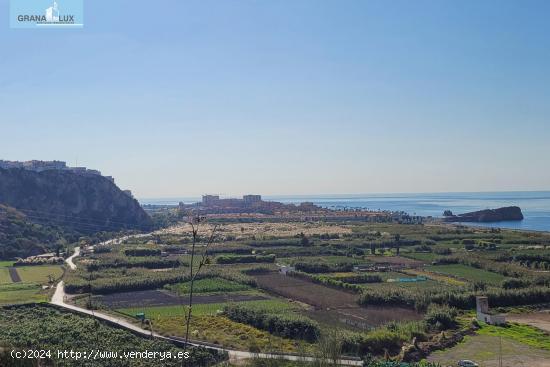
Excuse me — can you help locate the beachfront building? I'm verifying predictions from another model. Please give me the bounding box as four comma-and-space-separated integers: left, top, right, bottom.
243, 194, 262, 205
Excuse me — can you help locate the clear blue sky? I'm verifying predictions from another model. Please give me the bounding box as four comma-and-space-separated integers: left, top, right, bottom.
1, 0, 549, 198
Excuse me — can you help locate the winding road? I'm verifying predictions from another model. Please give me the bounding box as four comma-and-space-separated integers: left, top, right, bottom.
51, 236, 362, 365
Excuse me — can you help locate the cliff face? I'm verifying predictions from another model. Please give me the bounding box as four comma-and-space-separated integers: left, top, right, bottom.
0, 168, 152, 233
443, 206, 524, 223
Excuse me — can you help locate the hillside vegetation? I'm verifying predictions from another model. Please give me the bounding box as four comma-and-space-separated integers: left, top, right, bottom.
0, 168, 153, 259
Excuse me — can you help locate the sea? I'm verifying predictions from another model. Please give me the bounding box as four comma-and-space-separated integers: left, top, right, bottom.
139, 191, 550, 232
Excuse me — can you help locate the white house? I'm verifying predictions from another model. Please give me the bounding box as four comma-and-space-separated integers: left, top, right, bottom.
476, 296, 506, 325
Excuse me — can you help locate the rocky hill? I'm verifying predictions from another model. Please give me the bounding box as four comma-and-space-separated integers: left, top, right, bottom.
443, 206, 524, 223
0, 204, 64, 258
0, 167, 152, 234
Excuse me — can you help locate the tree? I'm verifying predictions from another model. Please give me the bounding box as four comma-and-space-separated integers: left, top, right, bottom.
183, 212, 218, 353
394, 234, 401, 255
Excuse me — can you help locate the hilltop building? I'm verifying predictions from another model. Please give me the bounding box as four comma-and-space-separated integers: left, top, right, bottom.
0, 160, 67, 172
0, 160, 123, 188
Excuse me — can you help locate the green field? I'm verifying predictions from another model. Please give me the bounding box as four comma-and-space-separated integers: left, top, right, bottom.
403, 252, 438, 262
477, 322, 550, 351
0, 283, 47, 305
426, 264, 506, 285
0, 261, 15, 267
362, 278, 453, 292
118, 298, 297, 319
15, 265, 64, 284
287, 256, 364, 265
328, 271, 414, 281
0, 269, 12, 284
164, 277, 251, 294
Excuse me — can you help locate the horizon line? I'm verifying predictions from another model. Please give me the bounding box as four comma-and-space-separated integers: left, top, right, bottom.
137, 189, 550, 201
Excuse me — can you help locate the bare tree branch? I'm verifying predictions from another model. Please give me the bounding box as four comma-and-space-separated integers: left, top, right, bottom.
183, 210, 218, 355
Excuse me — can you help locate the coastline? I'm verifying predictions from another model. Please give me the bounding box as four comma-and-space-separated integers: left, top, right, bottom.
140, 191, 550, 232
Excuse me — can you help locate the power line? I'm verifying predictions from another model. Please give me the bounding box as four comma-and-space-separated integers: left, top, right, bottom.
14, 208, 153, 227
0, 207, 154, 232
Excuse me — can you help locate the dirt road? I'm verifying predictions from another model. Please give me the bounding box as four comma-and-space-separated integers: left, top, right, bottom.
8, 267, 21, 282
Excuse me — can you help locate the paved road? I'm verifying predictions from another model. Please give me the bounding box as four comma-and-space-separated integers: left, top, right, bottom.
53, 238, 362, 366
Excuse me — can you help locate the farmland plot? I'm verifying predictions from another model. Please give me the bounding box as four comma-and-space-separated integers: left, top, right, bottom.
95, 289, 268, 308
254, 272, 421, 328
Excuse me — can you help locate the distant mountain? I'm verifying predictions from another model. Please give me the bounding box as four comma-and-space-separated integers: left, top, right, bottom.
0, 167, 153, 235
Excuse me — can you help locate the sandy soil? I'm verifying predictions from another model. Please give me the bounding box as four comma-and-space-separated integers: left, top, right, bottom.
506, 310, 550, 334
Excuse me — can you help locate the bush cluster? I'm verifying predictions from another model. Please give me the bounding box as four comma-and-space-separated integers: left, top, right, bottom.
123, 248, 161, 256
294, 262, 353, 273
86, 257, 180, 271
424, 304, 457, 330
290, 271, 364, 293
224, 304, 320, 342
216, 254, 275, 264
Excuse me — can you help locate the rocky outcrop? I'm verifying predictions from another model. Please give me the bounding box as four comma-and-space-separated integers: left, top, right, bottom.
0, 167, 152, 234
443, 206, 523, 223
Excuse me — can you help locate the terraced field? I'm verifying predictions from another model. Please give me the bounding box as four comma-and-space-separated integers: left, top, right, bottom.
96, 289, 268, 308
426, 264, 506, 285
15, 265, 64, 284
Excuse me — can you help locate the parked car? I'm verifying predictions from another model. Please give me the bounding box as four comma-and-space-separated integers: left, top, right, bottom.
458, 360, 479, 367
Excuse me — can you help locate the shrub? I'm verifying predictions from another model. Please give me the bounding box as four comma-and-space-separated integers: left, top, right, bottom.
241, 266, 272, 275
424, 305, 457, 330
224, 304, 320, 342
290, 271, 364, 293
414, 245, 432, 253
216, 254, 275, 264
86, 257, 180, 271
294, 262, 353, 273
93, 246, 112, 254
124, 248, 161, 256
434, 248, 452, 255
501, 278, 531, 289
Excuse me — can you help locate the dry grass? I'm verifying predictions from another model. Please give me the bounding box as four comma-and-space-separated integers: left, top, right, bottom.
427, 334, 550, 367
156, 222, 352, 239
151, 314, 299, 352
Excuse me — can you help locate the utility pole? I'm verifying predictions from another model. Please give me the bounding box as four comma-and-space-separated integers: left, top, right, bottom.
499, 335, 503, 367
